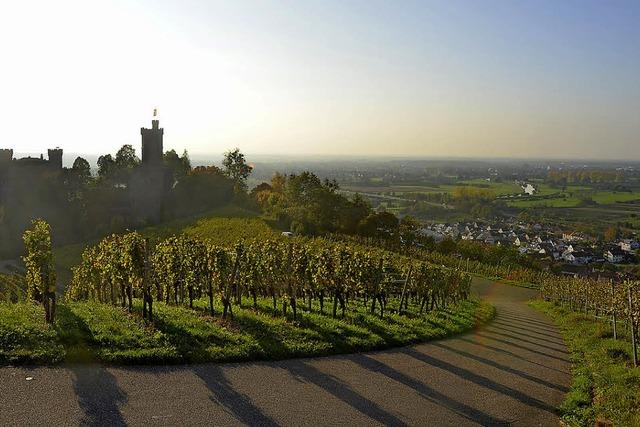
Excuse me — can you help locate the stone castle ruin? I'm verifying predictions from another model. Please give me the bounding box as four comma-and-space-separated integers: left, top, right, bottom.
0, 117, 169, 227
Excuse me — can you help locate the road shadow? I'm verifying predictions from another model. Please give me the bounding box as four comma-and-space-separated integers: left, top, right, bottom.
474, 332, 569, 363
479, 328, 567, 354
431, 342, 569, 392
286, 359, 409, 426
400, 347, 559, 415
498, 312, 558, 327
351, 354, 511, 425
457, 336, 568, 374
491, 319, 564, 340
70, 365, 127, 426
192, 365, 279, 426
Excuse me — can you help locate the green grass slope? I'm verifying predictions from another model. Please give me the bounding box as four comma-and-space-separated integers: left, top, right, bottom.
0, 297, 494, 366
531, 300, 640, 427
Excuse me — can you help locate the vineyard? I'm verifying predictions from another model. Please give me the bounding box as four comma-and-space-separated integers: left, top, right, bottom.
67, 233, 473, 323
1, 220, 495, 365
535, 276, 640, 426
540, 275, 640, 367
330, 234, 545, 288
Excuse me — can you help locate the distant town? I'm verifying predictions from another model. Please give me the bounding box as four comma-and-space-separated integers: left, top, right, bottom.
420, 218, 637, 277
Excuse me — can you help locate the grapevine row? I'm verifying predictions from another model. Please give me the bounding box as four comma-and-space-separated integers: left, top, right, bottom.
540, 275, 640, 366
66, 233, 472, 322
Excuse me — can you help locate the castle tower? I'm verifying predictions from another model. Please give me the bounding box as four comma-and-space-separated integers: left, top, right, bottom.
132, 111, 168, 224
0, 149, 13, 163
47, 148, 63, 169
141, 111, 164, 166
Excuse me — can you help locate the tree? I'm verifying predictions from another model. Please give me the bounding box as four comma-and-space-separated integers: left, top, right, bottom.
167, 166, 235, 216
112, 144, 140, 184
115, 144, 140, 169
71, 157, 91, 183
22, 220, 57, 323
66, 157, 92, 200
164, 149, 191, 181
604, 226, 619, 242
337, 193, 371, 234
97, 154, 116, 180
222, 148, 252, 192
358, 212, 399, 238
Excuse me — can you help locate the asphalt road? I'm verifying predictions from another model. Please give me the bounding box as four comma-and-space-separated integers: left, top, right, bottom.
0, 279, 571, 426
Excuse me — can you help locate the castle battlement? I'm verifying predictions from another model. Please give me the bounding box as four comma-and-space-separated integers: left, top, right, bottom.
0, 148, 62, 169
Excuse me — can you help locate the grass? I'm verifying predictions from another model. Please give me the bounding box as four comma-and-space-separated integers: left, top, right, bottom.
0, 303, 65, 364
0, 297, 494, 366
530, 300, 640, 426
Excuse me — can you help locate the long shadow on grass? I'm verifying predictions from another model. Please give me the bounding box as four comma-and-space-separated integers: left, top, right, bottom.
286, 360, 408, 426
235, 305, 377, 357
192, 366, 278, 426
351, 354, 511, 425
70, 365, 128, 426
151, 317, 208, 363
55, 305, 96, 363
350, 304, 479, 347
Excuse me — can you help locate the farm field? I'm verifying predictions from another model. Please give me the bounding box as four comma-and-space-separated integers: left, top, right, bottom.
507, 189, 640, 208
344, 180, 524, 197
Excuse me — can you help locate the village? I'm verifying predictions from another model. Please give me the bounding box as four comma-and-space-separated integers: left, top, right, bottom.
419, 219, 639, 275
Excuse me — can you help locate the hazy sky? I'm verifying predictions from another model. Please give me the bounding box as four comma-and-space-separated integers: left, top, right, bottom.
1, 0, 638, 159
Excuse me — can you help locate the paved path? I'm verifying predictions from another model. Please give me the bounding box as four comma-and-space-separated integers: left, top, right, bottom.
0, 280, 571, 426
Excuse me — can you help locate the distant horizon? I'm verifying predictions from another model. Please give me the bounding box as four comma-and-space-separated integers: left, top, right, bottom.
10, 150, 640, 170
1, 1, 639, 160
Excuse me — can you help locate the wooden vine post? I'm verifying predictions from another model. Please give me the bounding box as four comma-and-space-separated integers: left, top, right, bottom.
611, 281, 617, 340
399, 265, 413, 315
627, 284, 638, 368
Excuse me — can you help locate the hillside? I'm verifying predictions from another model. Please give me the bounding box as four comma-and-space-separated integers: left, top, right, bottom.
54, 204, 279, 289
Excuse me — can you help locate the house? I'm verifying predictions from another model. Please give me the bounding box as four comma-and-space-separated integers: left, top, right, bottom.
605, 247, 626, 263
419, 228, 445, 243
619, 239, 640, 252
522, 183, 536, 195
484, 234, 497, 245
563, 232, 589, 243
565, 250, 593, 265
